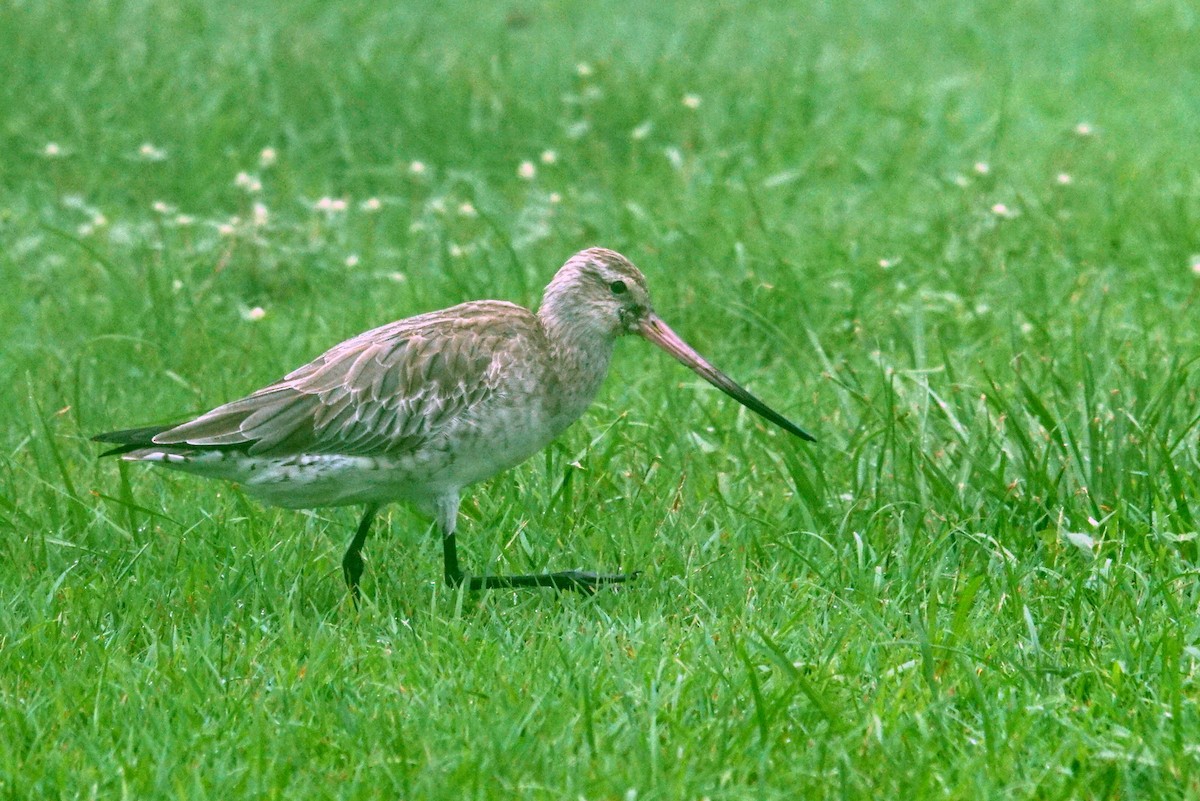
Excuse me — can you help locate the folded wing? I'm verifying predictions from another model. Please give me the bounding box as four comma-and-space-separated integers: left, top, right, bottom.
154, 303, 533, 458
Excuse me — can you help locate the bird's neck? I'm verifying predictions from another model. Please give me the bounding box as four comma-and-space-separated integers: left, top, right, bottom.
537, 302, 617, 413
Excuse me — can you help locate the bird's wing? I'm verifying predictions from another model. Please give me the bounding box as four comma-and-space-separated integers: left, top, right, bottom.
154, 302, 540, 457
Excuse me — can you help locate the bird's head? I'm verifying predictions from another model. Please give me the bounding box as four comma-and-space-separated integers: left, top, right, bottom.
539, 246, 816, 442
539, 247, 654, 339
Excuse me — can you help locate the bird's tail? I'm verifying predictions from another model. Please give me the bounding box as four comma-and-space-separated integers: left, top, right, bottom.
92, 425, 177, 457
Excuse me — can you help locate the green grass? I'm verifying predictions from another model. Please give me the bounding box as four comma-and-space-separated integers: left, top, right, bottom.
4, 0, 1200, 797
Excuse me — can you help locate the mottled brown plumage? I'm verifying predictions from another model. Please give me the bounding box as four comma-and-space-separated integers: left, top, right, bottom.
95, 247, 813, 598
161, 304, 532, 458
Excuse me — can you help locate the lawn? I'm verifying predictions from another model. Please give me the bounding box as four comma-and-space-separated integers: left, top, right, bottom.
3, 0, 1200, 797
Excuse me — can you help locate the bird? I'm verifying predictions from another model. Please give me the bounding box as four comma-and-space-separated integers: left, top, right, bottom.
94, 247, 814, 598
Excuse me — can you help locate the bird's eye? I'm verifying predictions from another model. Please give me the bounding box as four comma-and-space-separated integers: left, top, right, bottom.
609, 280, 628, 295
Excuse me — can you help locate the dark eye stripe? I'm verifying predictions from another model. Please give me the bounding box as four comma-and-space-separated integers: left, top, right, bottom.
610, 280, 628, 295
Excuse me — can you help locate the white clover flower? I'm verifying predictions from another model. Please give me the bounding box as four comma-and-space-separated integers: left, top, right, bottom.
259, 147, 277, 167
360, 197, 382, 212
681, 93, 702, 110
457, 202, 477, 217
1190, 255, 1200, 276
43, 142, 64, 158
878, 257, 900, 269
409, 160, 427, 175
518, 160, 536, 180
973, 161, 990, 175
174, 214, 195, 226
991, 203, 1017, 218
252, 202, 269, 226
314, 197, 348, 213
548, 192, 562, 204
1074, 122, 1095, 136
152, 200, 175, 214
540, 149, 558, 165
345, 254, 360, 267
1055, 172, 1073, 186
631, 121, 653, 141
235, 172, 262, 193
138, 143, 167, 161
244, 306, 267, 321
575, 62, 594, 78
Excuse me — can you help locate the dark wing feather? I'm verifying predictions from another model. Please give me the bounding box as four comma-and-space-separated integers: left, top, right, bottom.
93, 424, 178, 457
153, 301, 538, 458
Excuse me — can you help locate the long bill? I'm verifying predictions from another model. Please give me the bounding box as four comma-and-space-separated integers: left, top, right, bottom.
638, 314, 816, 442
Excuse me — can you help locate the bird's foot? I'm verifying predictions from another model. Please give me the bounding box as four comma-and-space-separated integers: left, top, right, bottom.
450, 569, 641, 593
542, 569, 642, 595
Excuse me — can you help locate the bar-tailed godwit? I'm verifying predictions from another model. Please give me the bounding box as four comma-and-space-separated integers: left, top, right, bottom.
95, 248, 814, 597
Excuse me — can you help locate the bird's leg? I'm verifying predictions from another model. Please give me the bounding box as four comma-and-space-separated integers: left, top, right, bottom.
438, 500, 637, 594
342, 504, 379, 601
442, 525, 464, 587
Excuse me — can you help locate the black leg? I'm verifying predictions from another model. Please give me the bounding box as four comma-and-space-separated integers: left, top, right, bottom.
343, 505, 378, 601
442, 526, 463, 587
441, 529, 638, 594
